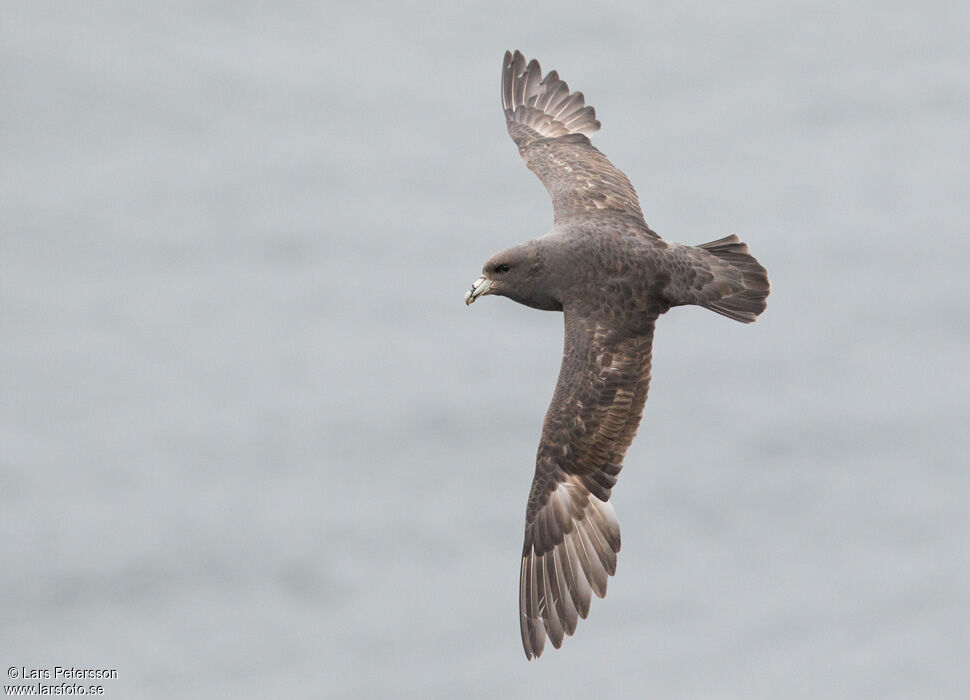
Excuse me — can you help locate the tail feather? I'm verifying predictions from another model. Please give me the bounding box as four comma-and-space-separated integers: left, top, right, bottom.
697, 235, 770, 323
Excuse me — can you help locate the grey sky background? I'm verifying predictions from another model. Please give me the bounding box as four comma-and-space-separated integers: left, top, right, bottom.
2, 1, 968, 698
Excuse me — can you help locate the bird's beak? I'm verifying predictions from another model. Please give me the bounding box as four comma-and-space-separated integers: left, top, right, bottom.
464, 277, 493, 305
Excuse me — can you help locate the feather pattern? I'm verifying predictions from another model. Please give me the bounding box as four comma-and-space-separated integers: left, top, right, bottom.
519, 310, 657, 659
501, 50, 656, 231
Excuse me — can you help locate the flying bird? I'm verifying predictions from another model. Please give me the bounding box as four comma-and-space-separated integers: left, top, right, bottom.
466, 51, 770, 659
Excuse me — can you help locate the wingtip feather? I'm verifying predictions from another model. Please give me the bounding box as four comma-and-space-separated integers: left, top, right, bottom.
501, 51, 602, 142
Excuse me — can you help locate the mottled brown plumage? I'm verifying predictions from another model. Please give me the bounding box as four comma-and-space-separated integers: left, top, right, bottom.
466, 51, 770, 659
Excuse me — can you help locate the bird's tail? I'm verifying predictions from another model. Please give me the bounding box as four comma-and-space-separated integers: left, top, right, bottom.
696, 235, 770, 323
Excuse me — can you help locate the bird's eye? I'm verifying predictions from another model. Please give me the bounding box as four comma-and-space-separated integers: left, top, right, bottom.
495, 263, 511, 273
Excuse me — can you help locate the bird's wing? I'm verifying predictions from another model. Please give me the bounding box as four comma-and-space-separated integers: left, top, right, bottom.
502, 50, 656, 234
520, 309, 657, 659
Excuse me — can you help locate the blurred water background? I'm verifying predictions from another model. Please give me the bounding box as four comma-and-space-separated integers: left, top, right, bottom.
2, 1, 969, 697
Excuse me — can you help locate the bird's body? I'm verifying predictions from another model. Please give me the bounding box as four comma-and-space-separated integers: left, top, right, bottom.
466, 51, 770, 659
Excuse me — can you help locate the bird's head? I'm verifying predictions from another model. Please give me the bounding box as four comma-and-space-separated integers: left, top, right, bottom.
465, 242, 562, 311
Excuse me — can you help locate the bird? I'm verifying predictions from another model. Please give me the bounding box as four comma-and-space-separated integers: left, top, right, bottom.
465, 51, 770, 660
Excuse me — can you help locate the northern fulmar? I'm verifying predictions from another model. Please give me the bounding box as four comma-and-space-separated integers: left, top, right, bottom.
465, 51, 770, 659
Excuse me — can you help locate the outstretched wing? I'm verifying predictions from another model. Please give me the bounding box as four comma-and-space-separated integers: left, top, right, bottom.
520, 309, 657, 659
502, 50, 654, 232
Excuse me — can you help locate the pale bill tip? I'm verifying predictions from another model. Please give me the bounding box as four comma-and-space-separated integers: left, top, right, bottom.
465, 277, 491, 305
